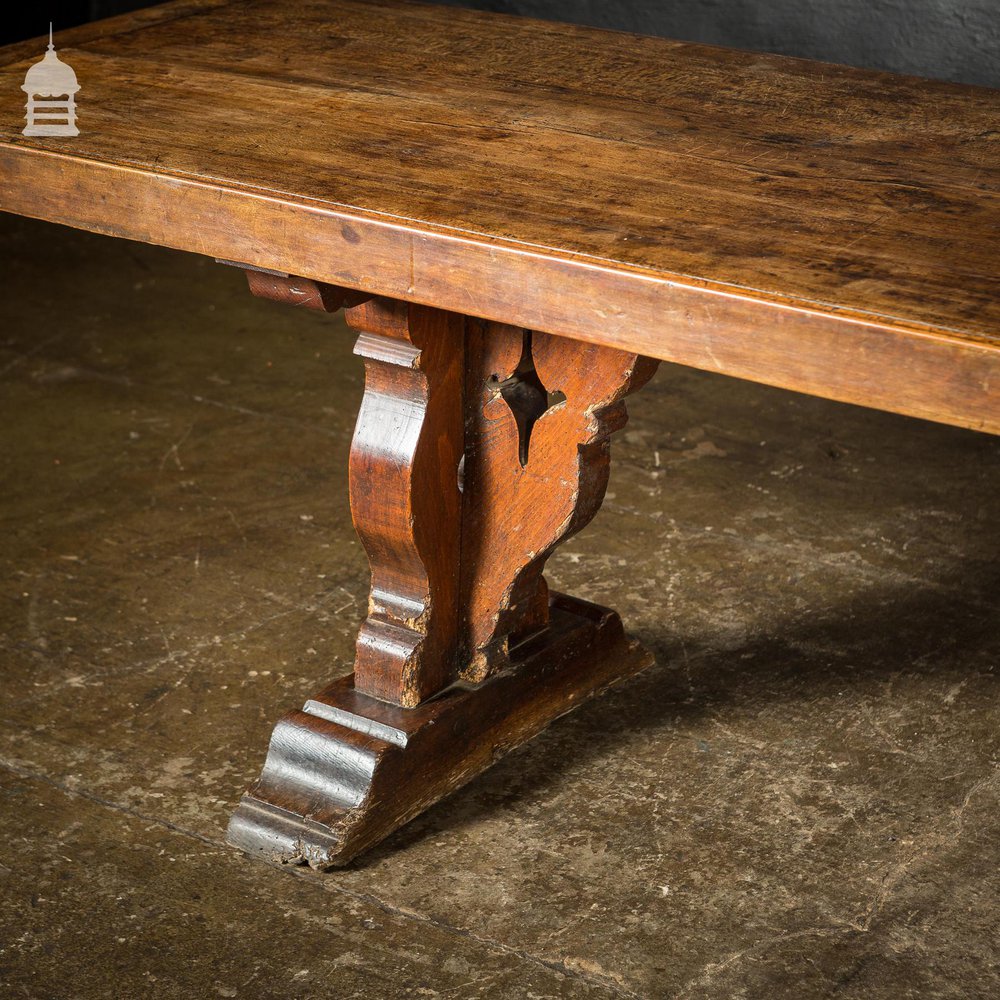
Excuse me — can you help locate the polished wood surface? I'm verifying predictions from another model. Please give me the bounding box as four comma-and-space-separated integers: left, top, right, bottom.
229, 277, 656, 857
0, 0, 997, 433
3, 0, 998, 866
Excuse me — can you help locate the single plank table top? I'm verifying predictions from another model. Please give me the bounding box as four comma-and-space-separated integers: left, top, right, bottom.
0, 0, 998, 433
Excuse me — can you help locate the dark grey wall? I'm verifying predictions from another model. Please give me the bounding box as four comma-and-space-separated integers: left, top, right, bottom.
6, 1, 997, 89
440, 0, 999, 87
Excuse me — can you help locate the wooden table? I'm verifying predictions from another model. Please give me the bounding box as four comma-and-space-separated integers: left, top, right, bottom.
1, 0, 997, 868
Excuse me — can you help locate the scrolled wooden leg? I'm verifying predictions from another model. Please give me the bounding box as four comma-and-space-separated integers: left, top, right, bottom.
347, 297, 466, 707
225, 272, 658, 868
459, 320, 658, 678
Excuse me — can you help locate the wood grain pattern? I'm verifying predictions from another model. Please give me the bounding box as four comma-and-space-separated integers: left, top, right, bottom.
0, 0, 997, 433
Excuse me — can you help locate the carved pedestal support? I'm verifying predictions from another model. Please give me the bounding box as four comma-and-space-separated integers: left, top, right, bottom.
224, 265, 658, 867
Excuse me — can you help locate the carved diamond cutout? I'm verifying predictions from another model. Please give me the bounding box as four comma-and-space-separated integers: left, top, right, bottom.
489, 331, 565, 467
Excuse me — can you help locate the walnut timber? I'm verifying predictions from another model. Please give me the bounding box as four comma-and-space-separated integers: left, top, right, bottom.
0, 0, 996, 865
223, 270, 656, 864
0, 0, 997, 432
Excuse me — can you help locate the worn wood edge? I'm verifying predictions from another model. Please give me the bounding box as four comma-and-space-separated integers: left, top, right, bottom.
225, 593, 653, 869
2, 145, 997, 436
0, 142, 989, 342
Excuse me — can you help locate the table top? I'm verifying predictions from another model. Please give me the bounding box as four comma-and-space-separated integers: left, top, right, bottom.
1, 0, 998, 433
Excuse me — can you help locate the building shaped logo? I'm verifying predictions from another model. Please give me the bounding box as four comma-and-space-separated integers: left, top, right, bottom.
22, 25, 80, 137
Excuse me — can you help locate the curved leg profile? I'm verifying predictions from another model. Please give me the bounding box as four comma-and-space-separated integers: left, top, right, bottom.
224, 267, 658, 868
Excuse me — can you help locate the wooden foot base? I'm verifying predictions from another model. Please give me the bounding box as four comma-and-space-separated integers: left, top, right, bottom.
226, 594, 651, 869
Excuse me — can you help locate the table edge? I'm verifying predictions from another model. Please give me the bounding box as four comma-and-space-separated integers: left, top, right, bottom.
2, 143, 998, 436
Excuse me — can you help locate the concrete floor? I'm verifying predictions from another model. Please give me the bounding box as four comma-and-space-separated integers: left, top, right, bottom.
0, 212, 998, 999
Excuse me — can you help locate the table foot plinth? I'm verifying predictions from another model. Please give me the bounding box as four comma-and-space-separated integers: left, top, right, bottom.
226, 593, 650, 869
